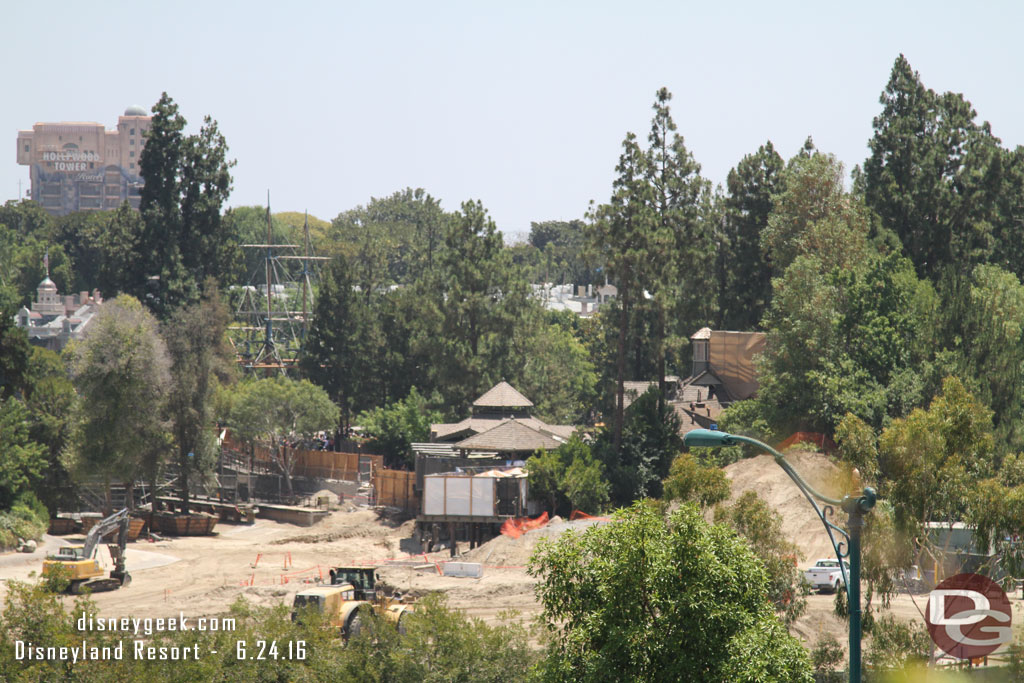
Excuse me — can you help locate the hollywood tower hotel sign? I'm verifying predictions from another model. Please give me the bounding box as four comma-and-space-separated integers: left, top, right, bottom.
16, 106, 152, 216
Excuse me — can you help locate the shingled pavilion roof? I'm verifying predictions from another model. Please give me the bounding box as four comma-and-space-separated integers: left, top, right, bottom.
472, 381, 534, 409
454, 418, 567, 453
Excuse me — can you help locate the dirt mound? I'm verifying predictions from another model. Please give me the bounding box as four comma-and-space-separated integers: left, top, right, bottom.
272, 509, 394, 544
461, 517, 611, 568
722, 449, 846, 563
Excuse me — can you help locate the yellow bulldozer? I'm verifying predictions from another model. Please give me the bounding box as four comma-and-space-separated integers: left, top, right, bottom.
42, 508, 131, 593
291, 566, 413, 639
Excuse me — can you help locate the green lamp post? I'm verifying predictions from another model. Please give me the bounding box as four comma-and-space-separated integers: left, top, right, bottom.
683, 428, 876, 683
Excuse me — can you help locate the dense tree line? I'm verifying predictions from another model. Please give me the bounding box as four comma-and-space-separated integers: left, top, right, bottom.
6, 55, 1024, 676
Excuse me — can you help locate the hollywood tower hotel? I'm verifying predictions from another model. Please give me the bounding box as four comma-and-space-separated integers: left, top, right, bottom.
16, 106, 152, 216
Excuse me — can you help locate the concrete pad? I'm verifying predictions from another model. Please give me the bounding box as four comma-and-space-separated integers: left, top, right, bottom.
441, 561, 483, 578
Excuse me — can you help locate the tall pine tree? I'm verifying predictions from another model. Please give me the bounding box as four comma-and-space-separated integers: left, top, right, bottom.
718, 141, 784, 330
137, 93, 237, 316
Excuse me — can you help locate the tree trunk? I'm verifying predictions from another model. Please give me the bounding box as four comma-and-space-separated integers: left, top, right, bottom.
280, 444, 295, 497
614, 295, 629, 453
180, 448, 191, 515
657, 301, 666, 414
148, 470, 158, 529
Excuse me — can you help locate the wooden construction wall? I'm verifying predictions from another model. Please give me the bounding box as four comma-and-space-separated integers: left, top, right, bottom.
224, 432, 383, 481
374, 469, 418, 513
223, 430, 419, 511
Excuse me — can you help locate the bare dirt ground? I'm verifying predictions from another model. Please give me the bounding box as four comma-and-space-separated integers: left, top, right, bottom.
3, 449, 1020, 659
0, 505, 544, 633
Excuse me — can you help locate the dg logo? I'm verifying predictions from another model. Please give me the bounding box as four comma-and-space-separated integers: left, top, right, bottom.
926, 573, 1012, 659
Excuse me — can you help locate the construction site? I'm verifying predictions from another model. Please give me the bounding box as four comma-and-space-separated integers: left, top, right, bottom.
0, 446, 952, 653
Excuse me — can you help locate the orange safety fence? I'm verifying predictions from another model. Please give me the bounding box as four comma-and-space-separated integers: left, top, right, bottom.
776, 431, 837, 453
569, 510, 611, 522
500, 511, 549, 539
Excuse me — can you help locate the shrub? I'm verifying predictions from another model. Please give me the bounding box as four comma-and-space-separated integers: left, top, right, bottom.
810, 633, 844, 682
0, 493, 47, 550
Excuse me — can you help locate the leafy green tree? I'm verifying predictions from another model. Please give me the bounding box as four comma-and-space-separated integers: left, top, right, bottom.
527, 219, 599, 285
810, 634, 844, 683
356, 387, 441, 468
717, 141, 784, 329
8, 241, 73, 308
527, 435, 610, 516
426, 199, 536, 413
229, 376, 340, 496
338, 593, 534, 683
300, 256, 381, 431
879, 377, 996, 548
662, 452, 730, 509
526, 447, 566, 514
0, 199, 54, 243
0, 397, 46, 511
67, 295, 171, 510
757, 248, 932, 433
709, 398, 776, 464
0, 283, 31, 398
761, 151, 870, 275
137, 93, 237, 315
864, 615, 932, 672
991, 146, 1024, 282
943, 264, 1024, 450
328, 187, 449, 288
529, 502, 813, 682
517, 314, 598, 424
562, 450, 610, 515
835, 412, 880, 482
163, 283, 235, 513
21, 347, 75, 513
1, 578, 532, 681
54, 204, 139, 296
715, 491, 807, 625
597, 386, 682, 504
275, 210, 331, 247
0, 200, 77, 308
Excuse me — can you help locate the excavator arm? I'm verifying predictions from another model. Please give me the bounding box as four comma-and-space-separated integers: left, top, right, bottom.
81, 508, 130, 559
43, 508, 132, 593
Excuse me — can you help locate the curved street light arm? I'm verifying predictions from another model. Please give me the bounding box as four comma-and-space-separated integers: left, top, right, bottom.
726, 434, 852, 589
727, 434, 843, 506
705, 431, 876, 683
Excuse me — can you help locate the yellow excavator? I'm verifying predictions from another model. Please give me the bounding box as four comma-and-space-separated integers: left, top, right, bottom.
42, 508, 132, 593
291, 566, 413, 639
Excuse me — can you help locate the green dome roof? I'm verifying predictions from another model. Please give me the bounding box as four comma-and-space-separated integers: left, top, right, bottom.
124, 105, 147, 116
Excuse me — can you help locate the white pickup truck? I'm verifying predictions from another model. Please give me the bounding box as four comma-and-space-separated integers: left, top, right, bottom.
803, 559, 849, 594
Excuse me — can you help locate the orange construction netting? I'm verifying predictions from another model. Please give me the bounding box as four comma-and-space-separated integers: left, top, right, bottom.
569, 510, 611, 522
500, 511, 549, 539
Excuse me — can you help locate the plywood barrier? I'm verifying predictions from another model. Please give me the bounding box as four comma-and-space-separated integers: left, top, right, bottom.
374, 469, 418, 513
223, 430, 422, 512
224, 433, 383, 482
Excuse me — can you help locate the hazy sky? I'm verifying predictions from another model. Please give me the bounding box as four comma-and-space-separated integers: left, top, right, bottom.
4, 1, 1023, 240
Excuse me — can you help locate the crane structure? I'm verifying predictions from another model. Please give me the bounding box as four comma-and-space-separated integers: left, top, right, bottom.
42, 508, 132, 593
